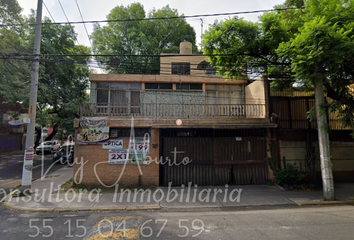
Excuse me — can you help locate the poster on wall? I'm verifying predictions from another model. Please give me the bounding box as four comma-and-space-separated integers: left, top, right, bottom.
109, 149, 129, 164
102, 140, 123, 149
130, 153, 148, 165
129, 140, 150, 153
77, 117, 109, 144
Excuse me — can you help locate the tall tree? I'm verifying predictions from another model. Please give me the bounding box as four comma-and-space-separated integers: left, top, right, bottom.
33, 16, 90, 143
0, 0, 31, 102
277, 0, 354, 132
202, 0, 354, 132
91, 3, 197, 74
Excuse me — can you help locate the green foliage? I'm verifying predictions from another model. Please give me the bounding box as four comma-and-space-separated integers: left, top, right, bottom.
91, 3, 197, 74
0, 0, 31, 102
1, 1, 91, 141
202, 0, 354, 133
276, 163, 305, 186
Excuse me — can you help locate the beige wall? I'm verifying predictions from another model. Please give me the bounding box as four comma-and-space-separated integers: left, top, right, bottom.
160, 53, 208, 77
245, 77, 267, 118
279, 140, 354, 180
89, 74, 246, 85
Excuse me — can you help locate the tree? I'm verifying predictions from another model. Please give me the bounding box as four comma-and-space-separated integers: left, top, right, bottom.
32, 16, 90, 144
202, 0, 354, 132
91, 3, 197, 74
277, 0, 354, 132
1, 2, 91, 145
0, 0, 31, 102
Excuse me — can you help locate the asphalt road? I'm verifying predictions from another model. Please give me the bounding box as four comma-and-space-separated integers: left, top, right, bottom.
0, 205, 353, 239
0, 152, 66, 199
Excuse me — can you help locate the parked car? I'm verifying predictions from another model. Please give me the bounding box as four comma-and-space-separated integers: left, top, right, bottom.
53, 146, 74, 164
36, 140, 60, 154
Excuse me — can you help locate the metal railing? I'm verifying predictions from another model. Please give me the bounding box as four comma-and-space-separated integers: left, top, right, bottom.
78, 103, 266, 118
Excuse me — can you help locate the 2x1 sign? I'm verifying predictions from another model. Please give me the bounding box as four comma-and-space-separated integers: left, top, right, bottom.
102, 140, 123, 149
108, 149, 129, 164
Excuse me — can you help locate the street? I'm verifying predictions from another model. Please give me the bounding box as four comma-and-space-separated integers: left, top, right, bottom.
0, 205, 353, 239
0, 151, 66, 199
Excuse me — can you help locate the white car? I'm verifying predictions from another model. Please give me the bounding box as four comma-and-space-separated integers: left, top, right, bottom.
36, 140, 60, 154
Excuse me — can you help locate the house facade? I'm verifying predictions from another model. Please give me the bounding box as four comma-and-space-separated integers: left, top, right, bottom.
74, 42, 277, 187
270, 89, 354, 183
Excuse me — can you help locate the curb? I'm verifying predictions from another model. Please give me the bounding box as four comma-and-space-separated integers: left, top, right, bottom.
0, 189, 19, 203
1, 201, 162, 212
274, 184, 285, 191
296, 200, 354, 206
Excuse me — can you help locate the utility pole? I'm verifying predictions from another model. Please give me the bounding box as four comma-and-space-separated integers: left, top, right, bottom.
21, 0, 43, 193
315, 79, 335, 201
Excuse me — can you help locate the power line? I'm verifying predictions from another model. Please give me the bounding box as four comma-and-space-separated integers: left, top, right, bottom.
57, 0, 80, 45
43, 1, 55, 23
75, 0, 92, 48
0, 7, 304, 27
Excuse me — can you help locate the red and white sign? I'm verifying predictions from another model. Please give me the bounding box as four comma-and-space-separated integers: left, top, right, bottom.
108, 149, 129, 164
129, 140, 150, 153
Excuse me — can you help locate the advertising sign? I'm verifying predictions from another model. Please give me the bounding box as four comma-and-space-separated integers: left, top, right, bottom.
108, 149, 129, 164
130, 153, 148, 165
21, 149, 34, 186
129, 140, 150, 153
102, 140, 123, 149
77, 117, 109, 143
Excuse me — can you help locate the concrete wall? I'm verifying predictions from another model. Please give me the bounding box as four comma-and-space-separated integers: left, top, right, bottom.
279, 140, 354, 182
73, 128, 160, 186
245, 77, 267, 118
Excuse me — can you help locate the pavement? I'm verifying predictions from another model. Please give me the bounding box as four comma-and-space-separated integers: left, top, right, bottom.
1, 166, 354, 212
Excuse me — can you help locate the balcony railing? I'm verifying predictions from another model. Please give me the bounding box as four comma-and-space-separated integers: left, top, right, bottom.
78, 103, 266, 119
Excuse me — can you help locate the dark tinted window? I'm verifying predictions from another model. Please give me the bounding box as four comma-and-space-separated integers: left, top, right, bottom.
159, 83, 173, 90
176, 84, 189, 90
172, 63, 190, 75
110, 128, 151, 138
145, 83, 158, 89
190, 84, 203, 90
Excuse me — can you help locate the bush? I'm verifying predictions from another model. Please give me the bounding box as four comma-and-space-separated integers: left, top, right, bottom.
276, 163, 305, 187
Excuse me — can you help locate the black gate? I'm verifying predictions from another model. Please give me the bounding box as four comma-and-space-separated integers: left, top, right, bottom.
160, 129, 268, 186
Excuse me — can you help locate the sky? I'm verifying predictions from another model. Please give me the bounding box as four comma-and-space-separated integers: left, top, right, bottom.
17, 0, 286, 48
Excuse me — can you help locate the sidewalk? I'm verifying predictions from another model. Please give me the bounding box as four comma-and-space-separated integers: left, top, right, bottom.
2, 166, 354, 212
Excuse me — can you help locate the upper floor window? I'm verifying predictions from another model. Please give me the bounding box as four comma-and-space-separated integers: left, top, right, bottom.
206, 65, 217, 76
172, 63, 190, 75
176, 84, 202, 91
145, 83, 173, 90
197, 61, 217, 76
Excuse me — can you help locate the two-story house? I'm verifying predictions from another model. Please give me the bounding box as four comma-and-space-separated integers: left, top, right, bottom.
74, 41, 277, 187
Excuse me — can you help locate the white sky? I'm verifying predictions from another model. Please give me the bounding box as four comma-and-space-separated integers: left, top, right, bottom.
17, 0, 286, 48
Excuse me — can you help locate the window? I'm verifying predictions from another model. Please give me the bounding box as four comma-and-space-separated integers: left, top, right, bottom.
206, 65, 217, 76
197, 61, 217, 76
97, 82, 109, 103
176, 84, 202, 91
96, 82, 141, 113
145, 83, 173, 90
172, 63, 190, 75
110, 128, 151, 138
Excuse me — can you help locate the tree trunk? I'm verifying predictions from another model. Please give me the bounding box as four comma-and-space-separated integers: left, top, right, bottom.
45, 123, 59, 141
34, 126, 42, 149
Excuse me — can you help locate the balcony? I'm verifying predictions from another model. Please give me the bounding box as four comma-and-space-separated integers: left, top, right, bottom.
78, 103, 266, 119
